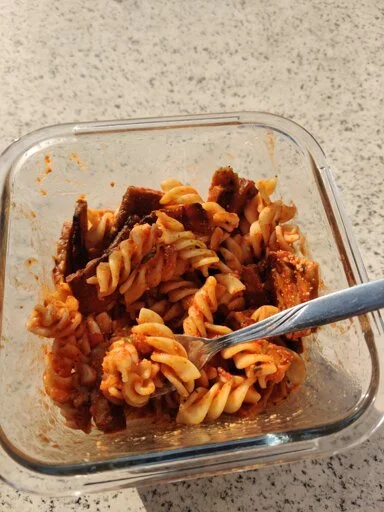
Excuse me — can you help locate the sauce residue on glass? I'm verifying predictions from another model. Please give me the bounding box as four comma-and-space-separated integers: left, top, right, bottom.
25, 257, 38, 268
70, 152, 87, 171
36, 154, 53, 194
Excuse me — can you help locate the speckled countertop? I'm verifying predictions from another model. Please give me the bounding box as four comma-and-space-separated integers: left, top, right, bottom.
1, 0, 383, 510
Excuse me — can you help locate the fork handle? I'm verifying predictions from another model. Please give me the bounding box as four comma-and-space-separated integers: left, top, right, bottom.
214, 279, 384, 350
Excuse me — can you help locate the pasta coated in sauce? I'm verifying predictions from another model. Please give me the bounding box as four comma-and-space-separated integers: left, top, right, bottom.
27, 167, 318, 431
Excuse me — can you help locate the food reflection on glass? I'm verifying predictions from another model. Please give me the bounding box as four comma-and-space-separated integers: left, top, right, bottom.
27, 167, 319, 432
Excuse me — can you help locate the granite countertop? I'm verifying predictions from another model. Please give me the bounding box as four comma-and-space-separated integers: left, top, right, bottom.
1, 0, 383, 510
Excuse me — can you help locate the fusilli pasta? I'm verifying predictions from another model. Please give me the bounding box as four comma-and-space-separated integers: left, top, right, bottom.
176, 375, 259, 425
27, 284, 82, 339
27, 167, 318, 433
85, 208, 114, 257
132, 309, 201, 397
183, 276, 232, 338
160, 180, 239, 234
43, 312, 113, 431
242, 178, 300, 258
120, 212, 219, 306
86, 223, 158, 297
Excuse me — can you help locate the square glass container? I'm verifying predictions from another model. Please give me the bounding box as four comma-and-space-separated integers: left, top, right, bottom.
0, 112, 383, 496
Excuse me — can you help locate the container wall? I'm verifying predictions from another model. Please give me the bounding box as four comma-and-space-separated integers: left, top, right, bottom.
0, 117, 374, 467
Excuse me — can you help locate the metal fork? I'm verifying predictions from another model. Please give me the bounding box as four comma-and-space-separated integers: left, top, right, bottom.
153, 279, 384, 397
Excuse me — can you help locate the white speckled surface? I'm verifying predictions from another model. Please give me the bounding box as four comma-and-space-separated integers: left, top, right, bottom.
1, 0, 383, 510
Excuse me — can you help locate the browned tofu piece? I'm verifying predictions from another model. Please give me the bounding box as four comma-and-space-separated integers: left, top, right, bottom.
111, 186, 163, 239
66, 215, 139, 315
267, 250, 319, 338
69, 198, 89, 270
66, 272, 119, 315
67, 188, 161, 315
164, 203, 212, 235
141, 203, 212, 237
226, 311, 256, 331
52, 199, 88, 284
90, 390, 126, 433
241, 264, 269, 308
207, 166, 257, 215
52, 220, 72, 285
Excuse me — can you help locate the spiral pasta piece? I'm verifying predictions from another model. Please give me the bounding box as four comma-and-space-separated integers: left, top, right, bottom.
221, 339, 303, 390
195, 365, 218, 388
118, 213, 219, 306
216, 234, 253, 273
176, 374, 259, 425
269, 224, 301, 253
156, 212, 219, 274
248, 205, 300, 259
215, 272, 246, 312
121, 246, 184, 306
101, 338, 162, 407
86, 223, 158, 298
27, 284, 82, 339
183, 276, 232, 337
85, 208, 114, 256
159, 278, 200, 303
131, 309, 201, 397
243, 178, 277, 225
202, 202, 239, 232
160, 180, 239, 233
43, 311, 113, 431
160, 180, 204, 205
242, 178, 299, 256
251, 305, 279, 322
147, 298, 185, 326
209, 226, 230, 251
133, 278, 199, 328
249, 219, 264, 259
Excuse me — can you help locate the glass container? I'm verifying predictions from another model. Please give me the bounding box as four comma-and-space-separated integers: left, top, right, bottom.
0, 112, 383, 495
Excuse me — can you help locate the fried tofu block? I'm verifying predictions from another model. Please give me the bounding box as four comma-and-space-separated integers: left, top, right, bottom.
208, 166, 257, 215
267, 250, 319, 338
111, 186, 163, 238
